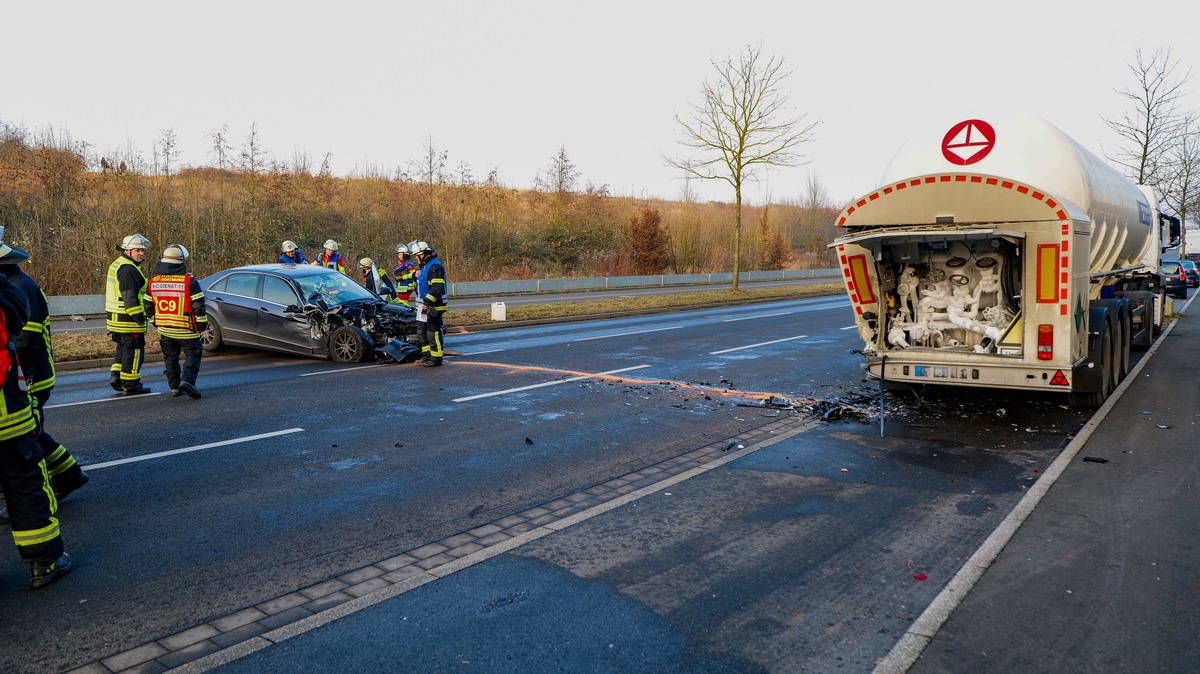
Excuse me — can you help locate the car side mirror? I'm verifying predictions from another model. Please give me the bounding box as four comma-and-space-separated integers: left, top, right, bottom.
284, 304, 302, 314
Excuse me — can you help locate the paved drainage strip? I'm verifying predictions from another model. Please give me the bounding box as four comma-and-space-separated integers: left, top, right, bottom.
73, 414, 817, 674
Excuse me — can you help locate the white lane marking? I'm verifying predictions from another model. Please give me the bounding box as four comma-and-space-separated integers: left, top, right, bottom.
300, 364, 388, 377
82, 428, 306, 471
459, 348, 506, 356
709, 335, 808, 355
573, 325, 683, 342
840, 325, 858, 330
453, 365, 651, 403
722, 311, 794, 323
47, 393, 163, 409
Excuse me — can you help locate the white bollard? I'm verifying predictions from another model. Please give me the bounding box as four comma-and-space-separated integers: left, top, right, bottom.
491, 302, 507, 321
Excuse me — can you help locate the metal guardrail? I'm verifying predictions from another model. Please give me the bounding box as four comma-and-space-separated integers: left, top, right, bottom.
46, 268, 840, 317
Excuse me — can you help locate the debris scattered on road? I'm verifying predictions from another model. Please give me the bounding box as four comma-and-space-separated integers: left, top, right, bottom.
525, 437, 534, 445
912, 573, 928, 581
70, 315, 84, 321
1083, 456, 1109, 463
1156, 424, 1172, 429
721, 441, 740, 451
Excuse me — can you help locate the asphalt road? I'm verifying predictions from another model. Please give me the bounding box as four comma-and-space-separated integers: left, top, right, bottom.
1, 295, 1096, 673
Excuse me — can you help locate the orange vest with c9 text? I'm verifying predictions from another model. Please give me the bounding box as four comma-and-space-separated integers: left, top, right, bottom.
148, 274, 198, 338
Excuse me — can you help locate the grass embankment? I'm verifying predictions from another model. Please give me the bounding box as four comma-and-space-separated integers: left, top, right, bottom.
53, 282, 844, 363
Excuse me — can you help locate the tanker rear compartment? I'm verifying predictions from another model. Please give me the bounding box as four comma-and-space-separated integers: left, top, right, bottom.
872, 238, 1022, 357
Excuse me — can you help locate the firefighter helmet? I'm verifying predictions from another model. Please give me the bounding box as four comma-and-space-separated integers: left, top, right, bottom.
281, 240, 299, 253
0, 226, 29, 264
411, 241, 430, 255
121, 234, 150, 251
358, 257, 373, 269
396, 243, 409, 255
323, 239, 339, 252
161, 244, 190, 263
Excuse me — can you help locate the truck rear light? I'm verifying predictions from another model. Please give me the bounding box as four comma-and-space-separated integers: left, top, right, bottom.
1037, 324, 1053, 360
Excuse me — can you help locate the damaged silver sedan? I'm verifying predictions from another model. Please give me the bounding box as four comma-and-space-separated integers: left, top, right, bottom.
199, 264, 421, 363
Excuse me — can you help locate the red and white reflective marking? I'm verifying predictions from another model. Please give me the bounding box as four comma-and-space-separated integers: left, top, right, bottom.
836, 174, 1069, 227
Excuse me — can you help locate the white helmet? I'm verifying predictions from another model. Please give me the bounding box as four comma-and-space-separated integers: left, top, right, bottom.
161, 244, 189, 263
121, 234, 150, 251
358, 257, 373, 269
323, 239, 339, 251
411, 241, 430, 255
395, 243, 409, 255
281, 240, 299, 253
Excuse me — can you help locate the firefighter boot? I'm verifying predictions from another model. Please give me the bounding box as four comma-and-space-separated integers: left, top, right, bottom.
123, 381, 151, 396
53, 470, 90, 502
0, 500, 8, 526
422, 358, 442, 367
30, 553, 72, 589
110, 372, 123, 392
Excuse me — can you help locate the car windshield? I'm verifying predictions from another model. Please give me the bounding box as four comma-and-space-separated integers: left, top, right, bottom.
1162, 261, 1181, 273
294, 270, 378, 308
1183, 261, 1197, 270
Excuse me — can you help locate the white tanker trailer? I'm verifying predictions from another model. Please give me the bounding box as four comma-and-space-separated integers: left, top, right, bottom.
831, 112, 1173, 407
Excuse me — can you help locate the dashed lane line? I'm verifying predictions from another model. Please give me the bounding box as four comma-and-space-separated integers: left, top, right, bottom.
46, 393, 163, 408
299, 364, 389, 377
452, 365, 651, 403
709, 335, 808, 355
81, 428, 306, 471
722, 311, 794, 323
572, 325, 683, 341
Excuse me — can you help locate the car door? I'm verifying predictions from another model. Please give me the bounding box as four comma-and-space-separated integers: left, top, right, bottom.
208, 272, 262, 345
256, 274, 321, 355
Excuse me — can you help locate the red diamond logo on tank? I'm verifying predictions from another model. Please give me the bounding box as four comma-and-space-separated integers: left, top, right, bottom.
941, 119, 996, 165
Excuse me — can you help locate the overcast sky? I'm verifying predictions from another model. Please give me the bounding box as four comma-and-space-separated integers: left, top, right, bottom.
5, 1, 1199, 208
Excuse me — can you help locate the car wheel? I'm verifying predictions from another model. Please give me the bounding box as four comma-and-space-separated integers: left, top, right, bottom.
330, 325, 370, 363
201, 317, 224, 352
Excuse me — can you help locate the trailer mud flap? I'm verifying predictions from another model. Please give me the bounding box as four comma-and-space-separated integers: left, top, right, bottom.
1071, 306, 1109, 393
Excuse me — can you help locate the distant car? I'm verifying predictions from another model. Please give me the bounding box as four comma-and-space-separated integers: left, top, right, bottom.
1181, 260, 1199, 288
199, 264, 420, 362
1160, 260, 1188, 299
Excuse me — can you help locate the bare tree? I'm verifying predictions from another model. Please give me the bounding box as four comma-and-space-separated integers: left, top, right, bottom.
404, 136, 448, 222
666, 43, 818, 289
1103, 47, 1193, 187
208, 124, 232, 169
158, 128, 178, 175
535, 145, 579, 224
239, 123, 265, 174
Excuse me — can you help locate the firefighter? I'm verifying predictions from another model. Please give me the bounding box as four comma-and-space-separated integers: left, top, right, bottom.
106, 234, 151, 395
311, 239, 345, 273
144, 244, 206, 399
357, 257, 397, 301
393, 243, 417, 307
412, 241, 447, 367
278, 240, 308, 265
0, 229, 88, 523
0, 271, 72, 588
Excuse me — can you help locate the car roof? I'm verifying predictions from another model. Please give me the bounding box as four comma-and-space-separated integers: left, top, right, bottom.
202, 264, 340, 283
